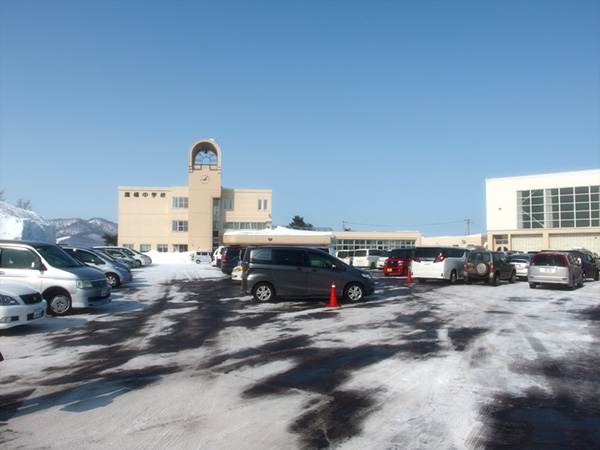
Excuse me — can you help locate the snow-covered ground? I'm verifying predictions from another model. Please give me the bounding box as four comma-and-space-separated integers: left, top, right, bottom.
1, 254, 599, 449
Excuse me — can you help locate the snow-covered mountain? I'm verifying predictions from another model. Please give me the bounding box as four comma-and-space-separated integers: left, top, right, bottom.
0, 200, 56, 242
0, 201, 117, 246
53, 217, 117, 247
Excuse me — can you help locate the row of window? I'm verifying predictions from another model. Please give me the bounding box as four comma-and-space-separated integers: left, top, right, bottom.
517, 185, 600, 229
172, 221, 270, 232
171, 197, 269, 211
124, 244, 189, 253
334, 240, 416, 252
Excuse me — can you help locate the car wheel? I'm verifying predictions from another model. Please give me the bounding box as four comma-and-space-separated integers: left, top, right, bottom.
46, 291, 71, 316
567, 276, 574, 290
529, 282, 537, 289
344, 283, 365, 302
491, 272, 499, 286
134, 260, 142, 268
595, 270, 599, 281
449, 270, 457, 284
195, 260, 201, 264
106, 273, 120, 288
252, 283, 274, 302
466, 277, 472, 285
509, 271, 516, 284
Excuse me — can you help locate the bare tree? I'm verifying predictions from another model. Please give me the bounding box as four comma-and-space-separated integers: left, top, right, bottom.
16, 199, 32, 210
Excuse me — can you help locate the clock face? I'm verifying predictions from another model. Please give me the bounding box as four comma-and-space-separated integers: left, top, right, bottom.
201, 175, 210, 184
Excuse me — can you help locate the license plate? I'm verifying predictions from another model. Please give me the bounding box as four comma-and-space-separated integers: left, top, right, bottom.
468, 267, 476, 273
540, 268, 554, 273
386, 268, 393, 272
33, 308, 43, 319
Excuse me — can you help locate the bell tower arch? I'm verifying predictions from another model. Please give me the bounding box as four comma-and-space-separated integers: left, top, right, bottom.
188, 139, 223, 250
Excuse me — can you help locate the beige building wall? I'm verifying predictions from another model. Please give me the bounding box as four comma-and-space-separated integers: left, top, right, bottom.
118, 139, 273, 252
421, 234, 487, 248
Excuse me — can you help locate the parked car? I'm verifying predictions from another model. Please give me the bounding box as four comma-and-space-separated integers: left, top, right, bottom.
463, 251, 516, 285
376, 251, 390, 269
93, 248, 135, 269
336, 250, 354, 266
221, 246, 245, 275
194, 250, 212, 264
352, 249, 384, 269
508, 253, 535, 280
411, 246, 469, 283
528, 252, 584, 289
382, 248, 415, 276
0, 240, 111, 316
566, 250, 599, 281
0, 282, 47, 329
212, 246, 225, 267
231, 265, 243, 282
62, 247, 132, 288
93, 246, 151, 267
241, 246, 375, 303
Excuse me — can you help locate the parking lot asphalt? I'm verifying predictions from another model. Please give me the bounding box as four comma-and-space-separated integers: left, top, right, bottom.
1, 264, 599, 449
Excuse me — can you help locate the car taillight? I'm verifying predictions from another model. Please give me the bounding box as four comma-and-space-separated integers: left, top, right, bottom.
490, 263, 494, 271
434, 254, 446, 262
413, 256, 420, 262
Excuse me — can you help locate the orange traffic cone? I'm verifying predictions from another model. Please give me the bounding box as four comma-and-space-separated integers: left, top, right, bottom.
327, 282, 341, 308
406, 266, 412, 283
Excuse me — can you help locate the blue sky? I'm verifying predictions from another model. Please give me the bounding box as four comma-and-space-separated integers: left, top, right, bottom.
1, 0, 599, 236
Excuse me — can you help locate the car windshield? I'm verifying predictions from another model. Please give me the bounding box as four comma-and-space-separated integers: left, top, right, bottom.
531, 254, 567, 267
34, 244, 82, 268
354, 250, 367, 257
468, 253, 491, 263
389, 249, 412, 259
509, 254, 533, 262
414, 248, 444, 259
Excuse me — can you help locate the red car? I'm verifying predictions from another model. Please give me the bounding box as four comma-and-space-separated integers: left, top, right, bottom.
382, 248, 415, 276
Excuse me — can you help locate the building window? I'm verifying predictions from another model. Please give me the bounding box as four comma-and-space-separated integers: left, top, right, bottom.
157, 244, 168, 253
172, 197, 188, 209
518, 185, 599, 229
258, 199, 268, 210
223, 222, 268, 230
223, 199, 233, 211
123, 244, 134, 249
173, 244, 188, 253
140, 244, 151, 252
172, 221, 188, 232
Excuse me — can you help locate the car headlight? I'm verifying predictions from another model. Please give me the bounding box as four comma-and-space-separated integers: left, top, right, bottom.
0, 294, 19, 305
76, 279, 93, 289
361, 273, 372, 280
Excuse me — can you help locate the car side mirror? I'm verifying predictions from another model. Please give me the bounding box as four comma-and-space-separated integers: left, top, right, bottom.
31, 261, 44, 271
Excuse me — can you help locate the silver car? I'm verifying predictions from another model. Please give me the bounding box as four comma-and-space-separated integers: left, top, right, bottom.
63, 247, 132, 288
528, 252, 584, 290
508, 253, 535, 280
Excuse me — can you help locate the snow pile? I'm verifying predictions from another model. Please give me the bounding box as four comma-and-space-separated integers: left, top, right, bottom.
0, 200, 56, 242
145, 250, 200, 264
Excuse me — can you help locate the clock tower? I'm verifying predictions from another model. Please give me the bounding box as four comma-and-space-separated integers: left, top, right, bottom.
188, 140, 222, 250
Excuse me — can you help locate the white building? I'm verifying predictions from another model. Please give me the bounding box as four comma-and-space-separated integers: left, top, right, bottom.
486, 169, 600, 253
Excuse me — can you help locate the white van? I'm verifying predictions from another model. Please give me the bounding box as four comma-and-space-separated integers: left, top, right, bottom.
411, 246, 469, 283
352, 249, 384, 269
194, 250, 212, 263
212, 246, 225, 267
0, 240, 112, 316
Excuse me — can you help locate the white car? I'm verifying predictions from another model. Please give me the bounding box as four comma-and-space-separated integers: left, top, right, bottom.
231, 265, 243, 282
0, 282, 47, 329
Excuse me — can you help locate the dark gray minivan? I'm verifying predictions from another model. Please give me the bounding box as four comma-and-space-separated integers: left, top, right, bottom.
241, 246, 375, 302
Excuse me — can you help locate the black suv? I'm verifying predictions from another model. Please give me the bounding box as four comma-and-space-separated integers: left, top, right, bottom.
463, 251, 516, 285
564, 250, 599, 281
